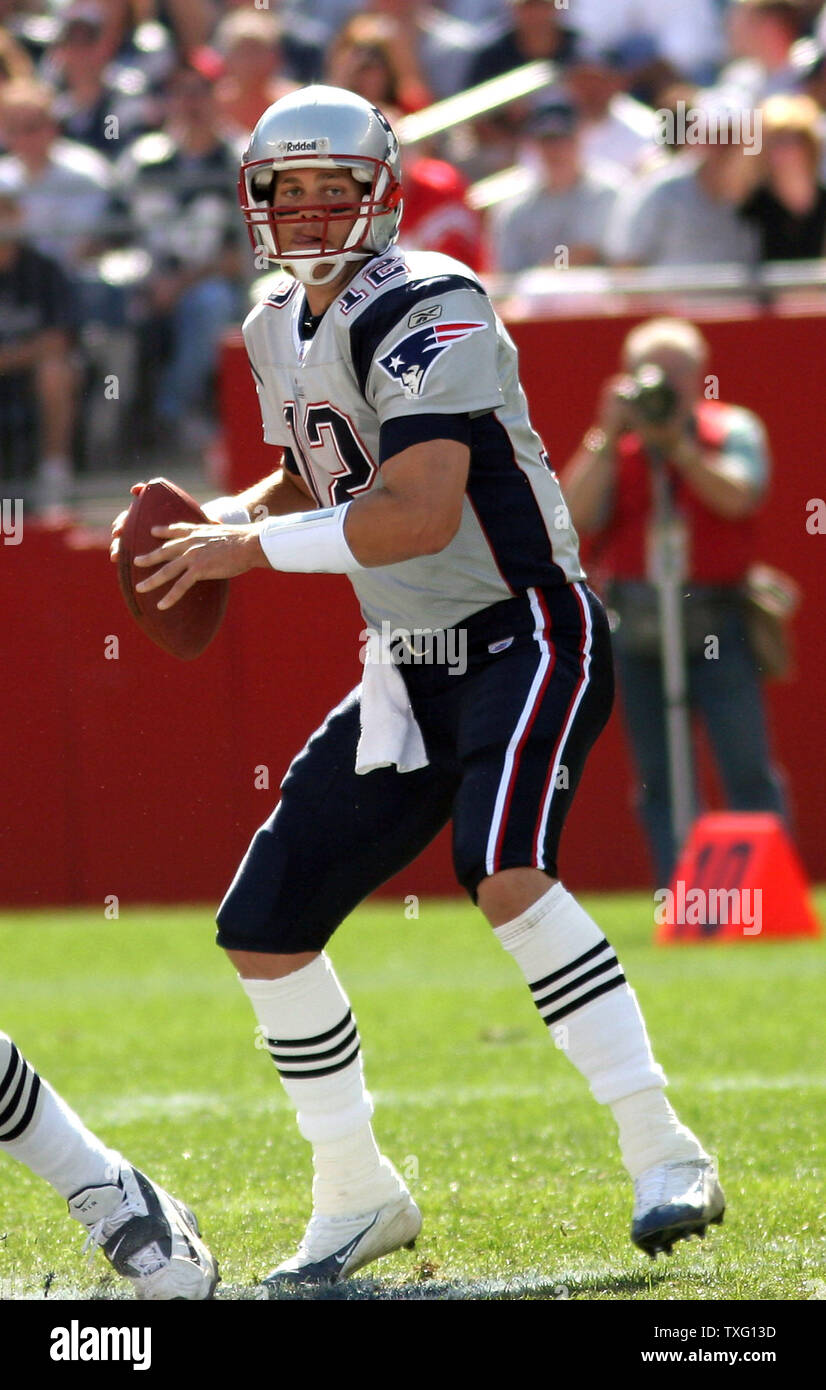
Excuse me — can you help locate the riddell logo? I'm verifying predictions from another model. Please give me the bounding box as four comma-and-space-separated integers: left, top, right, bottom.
277, 138, 330, 154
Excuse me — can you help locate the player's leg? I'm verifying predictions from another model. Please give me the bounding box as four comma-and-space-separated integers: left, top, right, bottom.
0, 1032, 217, 1298
453, 584, 724, 1256
216, 687, 460, 1285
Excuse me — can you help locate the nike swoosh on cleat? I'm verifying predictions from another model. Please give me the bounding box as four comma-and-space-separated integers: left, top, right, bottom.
331, 1214, 380, 1266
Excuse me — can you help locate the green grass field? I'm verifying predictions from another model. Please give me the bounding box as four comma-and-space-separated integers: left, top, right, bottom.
1, 894, 824, 1301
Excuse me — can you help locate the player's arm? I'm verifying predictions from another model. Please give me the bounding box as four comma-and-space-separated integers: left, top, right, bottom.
342, 438, 469, 565
235, 462, 316, 519
131, 433, 470, 607
213, 459, 317, 523
109, 449, 315, 564
134, 435, 468, 598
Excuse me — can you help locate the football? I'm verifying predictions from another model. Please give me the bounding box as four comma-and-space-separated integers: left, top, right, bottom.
117, 477, 229, 660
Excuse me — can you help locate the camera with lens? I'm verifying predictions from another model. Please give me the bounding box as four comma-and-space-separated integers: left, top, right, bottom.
618, 364, 679, 426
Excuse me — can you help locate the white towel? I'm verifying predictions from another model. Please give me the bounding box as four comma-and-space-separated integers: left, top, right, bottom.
355, 630, 429, 775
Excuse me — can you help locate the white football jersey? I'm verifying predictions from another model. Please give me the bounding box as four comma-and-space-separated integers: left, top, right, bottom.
243, 248, 585, 631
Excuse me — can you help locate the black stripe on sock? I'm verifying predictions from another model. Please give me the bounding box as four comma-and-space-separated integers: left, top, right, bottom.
274, 1041, 362, 1080
0, 1057, 30, 1133
0, 1073, 40, 1142
529, 940, 611, 996
266, 1009, 353, 1049
540, 973, 627, 1026
0, 1042, 21, 1102
532, 956, 620, 1013
267, 1024, 359, 1066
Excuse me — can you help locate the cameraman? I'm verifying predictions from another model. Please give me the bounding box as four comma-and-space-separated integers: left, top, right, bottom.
562, 317, 787, 885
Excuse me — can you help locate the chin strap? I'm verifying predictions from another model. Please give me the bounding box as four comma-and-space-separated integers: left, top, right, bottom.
284, 249, 371, 287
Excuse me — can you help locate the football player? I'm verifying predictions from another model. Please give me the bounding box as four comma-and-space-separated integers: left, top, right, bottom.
0, 1031, 217, 1298
116, 85, 725, 1286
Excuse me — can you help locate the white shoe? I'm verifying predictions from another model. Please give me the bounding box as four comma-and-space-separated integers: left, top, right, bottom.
631, 1156, 725, 1258
68, 1164, 219, 1299
260, 1191, 422, 1289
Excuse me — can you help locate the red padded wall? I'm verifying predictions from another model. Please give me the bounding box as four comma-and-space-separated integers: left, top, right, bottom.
1, 307, 823, 906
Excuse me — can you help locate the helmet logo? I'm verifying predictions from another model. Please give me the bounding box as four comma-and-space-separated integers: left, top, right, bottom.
275, 138, 331, 154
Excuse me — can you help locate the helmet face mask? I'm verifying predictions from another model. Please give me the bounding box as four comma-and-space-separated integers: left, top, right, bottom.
238, 86, 403, 287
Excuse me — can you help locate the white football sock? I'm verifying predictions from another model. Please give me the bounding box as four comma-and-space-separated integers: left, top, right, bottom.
612, 1088, 705, 1178
494, 885, 704, 1174
0, 1034, 121, 1199
241, 955, 404, 1215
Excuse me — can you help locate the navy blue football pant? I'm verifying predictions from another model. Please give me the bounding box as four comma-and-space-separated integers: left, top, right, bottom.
216, 583, 614, 954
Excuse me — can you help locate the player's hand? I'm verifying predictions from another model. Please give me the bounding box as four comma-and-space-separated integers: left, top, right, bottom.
109, 483, 147, 563
134, 521, 263, 609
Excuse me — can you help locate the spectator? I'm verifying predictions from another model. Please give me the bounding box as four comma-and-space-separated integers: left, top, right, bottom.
280, 0, 360, 46
115, 61, 245, 446
605, 95, 760, 267
325, 12, 431, 115
792, 34, 826, 106
449, 1, 581, 185
286, 0, 508, 98
0, 78, 114, 272
561, 317, 788, 885
489, 97, 622, 271
789, 41, 826, 181
212, 8, 296, 143
45, 3, 152, 158
0, 23, 34, 85
152, 0, 216, 58
739, 92, 826, 255
721, 0, 808, 103
414, 1, 511, 100
399, 155, 484, 270
0, 171, 76, 515
571, 0, 725, 87
566, 42, 661, 173
654, 80, 703, 156
0, 75, 138, 482
466, 0, 579, 88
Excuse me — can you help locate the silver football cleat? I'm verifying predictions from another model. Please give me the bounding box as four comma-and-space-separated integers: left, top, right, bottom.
69, 1164, 219, 1299
632, 1156, 725, 1257
260, 1190, 422, 1289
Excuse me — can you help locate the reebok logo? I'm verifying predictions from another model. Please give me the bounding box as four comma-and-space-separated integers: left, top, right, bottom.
50, 1321, 151, 1372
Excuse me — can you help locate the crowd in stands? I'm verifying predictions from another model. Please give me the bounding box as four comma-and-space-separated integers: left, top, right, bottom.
2, 0, 826, 512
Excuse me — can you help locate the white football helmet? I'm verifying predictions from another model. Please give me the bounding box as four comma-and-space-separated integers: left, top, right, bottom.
238, 85, 403, 286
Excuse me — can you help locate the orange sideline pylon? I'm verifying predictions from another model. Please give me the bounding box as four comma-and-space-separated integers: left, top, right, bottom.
655, 812, 821, 943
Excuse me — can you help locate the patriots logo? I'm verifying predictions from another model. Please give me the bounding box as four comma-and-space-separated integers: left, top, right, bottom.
378, 321, 487, 397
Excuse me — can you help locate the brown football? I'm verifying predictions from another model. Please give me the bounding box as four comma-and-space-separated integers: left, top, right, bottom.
117, 478, 229, 660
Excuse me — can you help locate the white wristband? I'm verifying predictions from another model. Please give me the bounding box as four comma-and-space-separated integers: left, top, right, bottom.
257, 503, 363, 573
202, 495, 252, 525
